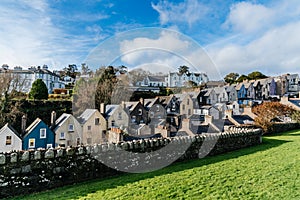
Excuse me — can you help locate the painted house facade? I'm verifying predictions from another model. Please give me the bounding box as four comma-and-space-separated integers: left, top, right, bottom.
0, 124, 22, 152
53, 113, 83, 147
124, 101, 148, 124
142, 76, 168, 87
78, 109, 107, 145
105, 104, 129, 130
225, 85, 237, 102
214, 87, 229, 103
23, 118, 55, 150
199, 89, 217, 106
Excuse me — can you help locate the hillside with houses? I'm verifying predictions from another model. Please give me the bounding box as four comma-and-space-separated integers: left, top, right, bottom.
0, 64, 300, 152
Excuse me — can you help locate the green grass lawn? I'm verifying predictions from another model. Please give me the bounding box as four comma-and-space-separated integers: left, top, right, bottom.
12, 130, 300, 200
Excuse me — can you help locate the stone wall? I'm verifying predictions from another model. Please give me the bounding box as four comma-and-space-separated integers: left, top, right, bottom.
270, 122, 300, 134
0, 128, 262, 198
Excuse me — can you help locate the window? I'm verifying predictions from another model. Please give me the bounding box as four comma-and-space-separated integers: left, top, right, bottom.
111, 120, 115, 127
156, 105, 160, 111
87, 125, 91, 131
182, 105, 185, 110
29, 138, 35, 148
6, 136, 12, 145
47, 144, 52, 149
138, 108, 143, 115
95, 118, 100, 125
150, 111, 154, 118
188, 109, 191, 115
187, 99, 190, 105
87, 138, 92, 144
68, 124, 74, 132
40, 128, 46, 138
118, 113, 122, 120
76, 138, 81, 146
132, 116, 136, 123
60, 132, 65, 140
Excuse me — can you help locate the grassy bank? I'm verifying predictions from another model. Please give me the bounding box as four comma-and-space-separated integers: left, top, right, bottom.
13, 130, 300, 199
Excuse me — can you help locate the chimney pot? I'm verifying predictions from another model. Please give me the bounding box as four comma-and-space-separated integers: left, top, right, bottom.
51, 111, 56, 127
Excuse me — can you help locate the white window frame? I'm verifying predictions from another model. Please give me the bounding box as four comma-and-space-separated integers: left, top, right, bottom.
60, 132, 65, 139
46, 144, 53, 149
40, 128, 46, 139
68, 124, 74, 132
29, 138, 35, 148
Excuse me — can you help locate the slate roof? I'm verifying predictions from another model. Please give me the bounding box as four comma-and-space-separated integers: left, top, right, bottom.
213, 119, 234, 132
0, 124, 21, 139
105, 105, 119, 119
232, 115, 254, 125
148, 76, 167, 82
25, 118, 43, 134
289, 99, 300, 108
124, 101, 140, 112
78, 109, 98, 124
213, 87, 226, 95
53, 113, 72, 130
123, 133, 162, 141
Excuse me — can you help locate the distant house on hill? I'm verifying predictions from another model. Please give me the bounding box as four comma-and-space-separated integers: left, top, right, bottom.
142, 75, 168, 87
167, 72, 209, 87
0, 65, 65, 94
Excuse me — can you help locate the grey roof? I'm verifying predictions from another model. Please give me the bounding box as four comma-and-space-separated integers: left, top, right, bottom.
79, 109, 98, 124
225, 85, 236, 92
0, 124, 21, 139
235, 83, 244, 91
174, 93, 189, 102
105, 105, 119, 119
25, 118, 43, 133
213, 119, 234, 131
144, 97, 159, 109
232, 115, 254, 125
124, 101, 139, 112
289, 99, 300, 108
53, 113, 72, 130
213, 87, 226, 95
148, 76, 167, 82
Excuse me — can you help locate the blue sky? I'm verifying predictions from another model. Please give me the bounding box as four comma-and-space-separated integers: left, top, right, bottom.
1, 0, 300, 79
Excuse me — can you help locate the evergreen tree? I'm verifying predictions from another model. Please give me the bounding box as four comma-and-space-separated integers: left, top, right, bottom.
29, 79, 48, 100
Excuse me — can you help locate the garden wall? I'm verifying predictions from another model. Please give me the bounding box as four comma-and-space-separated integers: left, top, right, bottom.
270, 123, 300, 134
0, 128, 262, 198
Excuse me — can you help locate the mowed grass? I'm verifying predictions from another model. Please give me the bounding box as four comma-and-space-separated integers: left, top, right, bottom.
12, 130, 300, 200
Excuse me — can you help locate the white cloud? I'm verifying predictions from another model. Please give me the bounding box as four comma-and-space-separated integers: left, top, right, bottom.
0, 1, 105, 69
223, 2, 275, 33
206, 0, 300, 77
152, 0, 209, 27
118, 30, 221, 79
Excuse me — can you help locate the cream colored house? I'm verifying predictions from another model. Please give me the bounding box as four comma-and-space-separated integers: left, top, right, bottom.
105, 104, 129, 130
78, 109, 107, 145
53, 113, 82, 147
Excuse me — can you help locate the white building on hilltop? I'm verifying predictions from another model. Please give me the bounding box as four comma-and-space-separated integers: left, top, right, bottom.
167, 72, 209, 87
141, 72, 209, 88
0, 65, 65, 94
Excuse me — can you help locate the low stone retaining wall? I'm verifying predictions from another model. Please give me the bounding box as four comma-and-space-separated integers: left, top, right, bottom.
0, 128, 262, 198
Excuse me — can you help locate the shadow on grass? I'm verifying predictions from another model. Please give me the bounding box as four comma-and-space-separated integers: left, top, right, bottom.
16, 137, 289, 200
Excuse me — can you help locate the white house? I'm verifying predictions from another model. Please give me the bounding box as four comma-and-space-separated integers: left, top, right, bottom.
167, 72, 209, 87
0, 124, 22, 152
0, 65, 65, 94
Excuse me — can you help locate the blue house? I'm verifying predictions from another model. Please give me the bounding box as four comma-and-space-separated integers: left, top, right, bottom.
236, 83, 247, 104
23, 118, 55, 150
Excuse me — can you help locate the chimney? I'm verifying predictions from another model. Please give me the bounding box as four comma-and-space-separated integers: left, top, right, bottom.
204, 115, 213, 124
21, 115, 26, 135
139, 98, 144, 106
121, 101, 126, 109
51, 111, 56, 127
225, 109, 233, 118
100, 103, 106, 115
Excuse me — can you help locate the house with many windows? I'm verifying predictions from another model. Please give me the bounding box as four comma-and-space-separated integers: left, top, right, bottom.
0, 124, 22, 152
22, 118, 55, 150
167, 72, 209, 87
78, 109, 107, 145
52, 113, 83, 147
0, 65, 65, 94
